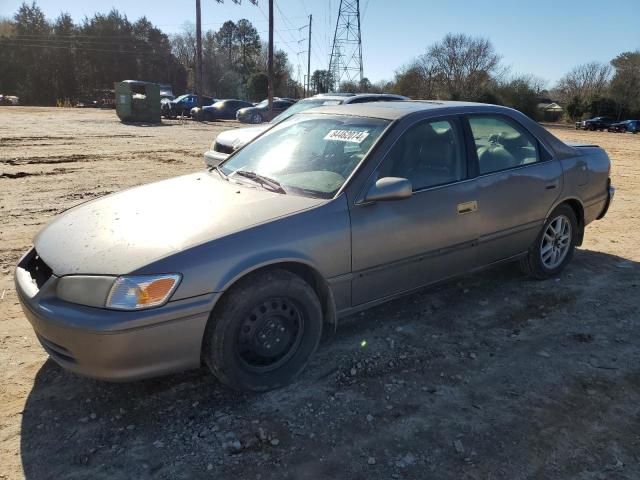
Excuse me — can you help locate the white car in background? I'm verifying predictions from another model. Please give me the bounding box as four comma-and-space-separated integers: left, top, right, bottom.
203, 93, 408, 167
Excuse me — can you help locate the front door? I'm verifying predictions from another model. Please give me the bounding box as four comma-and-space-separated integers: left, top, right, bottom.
349, 116, 480, 306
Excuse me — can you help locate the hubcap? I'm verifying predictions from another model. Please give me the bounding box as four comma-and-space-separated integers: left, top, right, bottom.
236, 298, 304, 372
540, 215, 572, 269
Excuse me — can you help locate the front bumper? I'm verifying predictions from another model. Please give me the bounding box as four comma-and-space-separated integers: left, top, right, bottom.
236, 112, 255, 123
15, 250, 217, 381
204, 149, 230, 167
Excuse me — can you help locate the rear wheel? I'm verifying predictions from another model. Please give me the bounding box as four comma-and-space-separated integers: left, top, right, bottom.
203, 269, 323, 391
519, 204, 578, 279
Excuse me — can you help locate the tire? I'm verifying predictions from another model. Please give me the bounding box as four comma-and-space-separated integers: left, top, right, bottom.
203, 269, 323, 392
251, 113, 263, 124
519, 204, 578, 280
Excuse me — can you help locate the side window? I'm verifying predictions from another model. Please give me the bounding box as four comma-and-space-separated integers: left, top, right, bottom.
468, 116, 540, 175
381, 118, 466, 191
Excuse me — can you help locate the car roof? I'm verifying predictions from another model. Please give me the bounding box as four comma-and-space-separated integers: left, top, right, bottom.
303, 100, 495, 120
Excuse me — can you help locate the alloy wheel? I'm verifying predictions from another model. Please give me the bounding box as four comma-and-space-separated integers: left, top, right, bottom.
540, 215, 572, 269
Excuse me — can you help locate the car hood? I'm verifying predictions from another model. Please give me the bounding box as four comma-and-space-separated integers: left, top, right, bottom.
215, 125, 270, 148
34, 172, 324, 276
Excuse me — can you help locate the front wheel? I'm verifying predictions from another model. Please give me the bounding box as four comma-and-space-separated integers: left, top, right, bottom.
251, 113, 263, 124
203, 269, 323, 391
519, 204, 578, 279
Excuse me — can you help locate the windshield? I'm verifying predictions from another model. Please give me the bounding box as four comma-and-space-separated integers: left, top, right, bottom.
220, 114, 389, 198
174, 94, 190, 102
270, 98, 343, 125
254, 99, 268, 108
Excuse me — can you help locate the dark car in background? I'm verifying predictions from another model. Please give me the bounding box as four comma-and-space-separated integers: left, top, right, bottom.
236, 98, 296, 124
576, 116, 616, 131
190, 99, 253, 121
608, 119, 639, 133
162, 94, 215, 119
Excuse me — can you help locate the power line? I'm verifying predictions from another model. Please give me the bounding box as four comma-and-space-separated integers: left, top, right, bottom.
255, 1, 298, 64
0, 41, 170, 55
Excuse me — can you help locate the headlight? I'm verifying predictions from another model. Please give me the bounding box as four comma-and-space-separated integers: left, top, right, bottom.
57, 275, 117, 308
106, 274, 181, 310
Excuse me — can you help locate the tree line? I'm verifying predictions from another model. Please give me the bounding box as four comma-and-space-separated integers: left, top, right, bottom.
0, 3, 186, 105
318, 33, 640, 122
0, 2, 297, 105
2, 2, 639, 121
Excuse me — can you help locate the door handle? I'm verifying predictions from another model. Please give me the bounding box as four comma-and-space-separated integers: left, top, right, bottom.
545, 184, 557, 190
457, 201, 478, 215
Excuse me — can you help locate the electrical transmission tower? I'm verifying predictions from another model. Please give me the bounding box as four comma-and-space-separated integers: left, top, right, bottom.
328, 0, 363, 92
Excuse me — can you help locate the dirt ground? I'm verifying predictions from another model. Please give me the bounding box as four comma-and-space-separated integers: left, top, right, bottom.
0, 107, 639, 480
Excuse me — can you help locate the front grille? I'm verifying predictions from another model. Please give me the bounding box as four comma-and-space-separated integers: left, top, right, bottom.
22, 249, 53, 288
214, 142, 235, 155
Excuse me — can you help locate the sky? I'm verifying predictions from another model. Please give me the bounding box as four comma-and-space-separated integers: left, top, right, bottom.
1, 0, 639, 88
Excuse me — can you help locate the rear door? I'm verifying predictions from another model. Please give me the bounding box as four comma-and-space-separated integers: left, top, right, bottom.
465, 114, 562, 265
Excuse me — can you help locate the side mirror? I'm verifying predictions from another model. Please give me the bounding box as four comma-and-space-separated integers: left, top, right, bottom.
364, 177, 412, 202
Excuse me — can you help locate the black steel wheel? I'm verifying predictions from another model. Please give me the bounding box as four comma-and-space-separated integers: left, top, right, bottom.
236, 298, 304, 372
203, 269, 323, 391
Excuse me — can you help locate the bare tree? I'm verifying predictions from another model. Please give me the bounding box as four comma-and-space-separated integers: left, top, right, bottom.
424, 33, 502, 100
171, 23, 197, 90
554, 61, 612, 105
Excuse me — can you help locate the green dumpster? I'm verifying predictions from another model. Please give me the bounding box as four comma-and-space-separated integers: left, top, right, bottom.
115, 80, 161, 123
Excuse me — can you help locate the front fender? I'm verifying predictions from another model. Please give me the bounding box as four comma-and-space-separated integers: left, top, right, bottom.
134, 194, 352, 302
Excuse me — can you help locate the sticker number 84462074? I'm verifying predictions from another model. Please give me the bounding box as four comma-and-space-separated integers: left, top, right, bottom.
324, 129, 370, 143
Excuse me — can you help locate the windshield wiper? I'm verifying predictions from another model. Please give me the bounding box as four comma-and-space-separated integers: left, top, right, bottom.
233, 170, 287, 194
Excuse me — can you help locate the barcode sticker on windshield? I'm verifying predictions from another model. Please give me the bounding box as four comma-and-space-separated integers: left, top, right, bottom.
324, 129, 370, 143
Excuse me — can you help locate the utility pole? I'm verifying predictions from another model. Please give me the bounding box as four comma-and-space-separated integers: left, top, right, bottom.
268, 0, 274, 114
306, 14, 312, 98
195, 0, 203, 109
193, 1, 257, 120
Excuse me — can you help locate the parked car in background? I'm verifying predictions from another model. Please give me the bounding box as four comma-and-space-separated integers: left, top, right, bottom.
608, 119, 639, 133
576, 117, 616, 131
75, 96, 99, 108
0, 95, 19, 105
95, 89, 116, 109
190, 99, 253, 121
15, 101, 614, 391
162, 94, 215, 119
236, 98, 295, 124
204, 93, 408, 166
